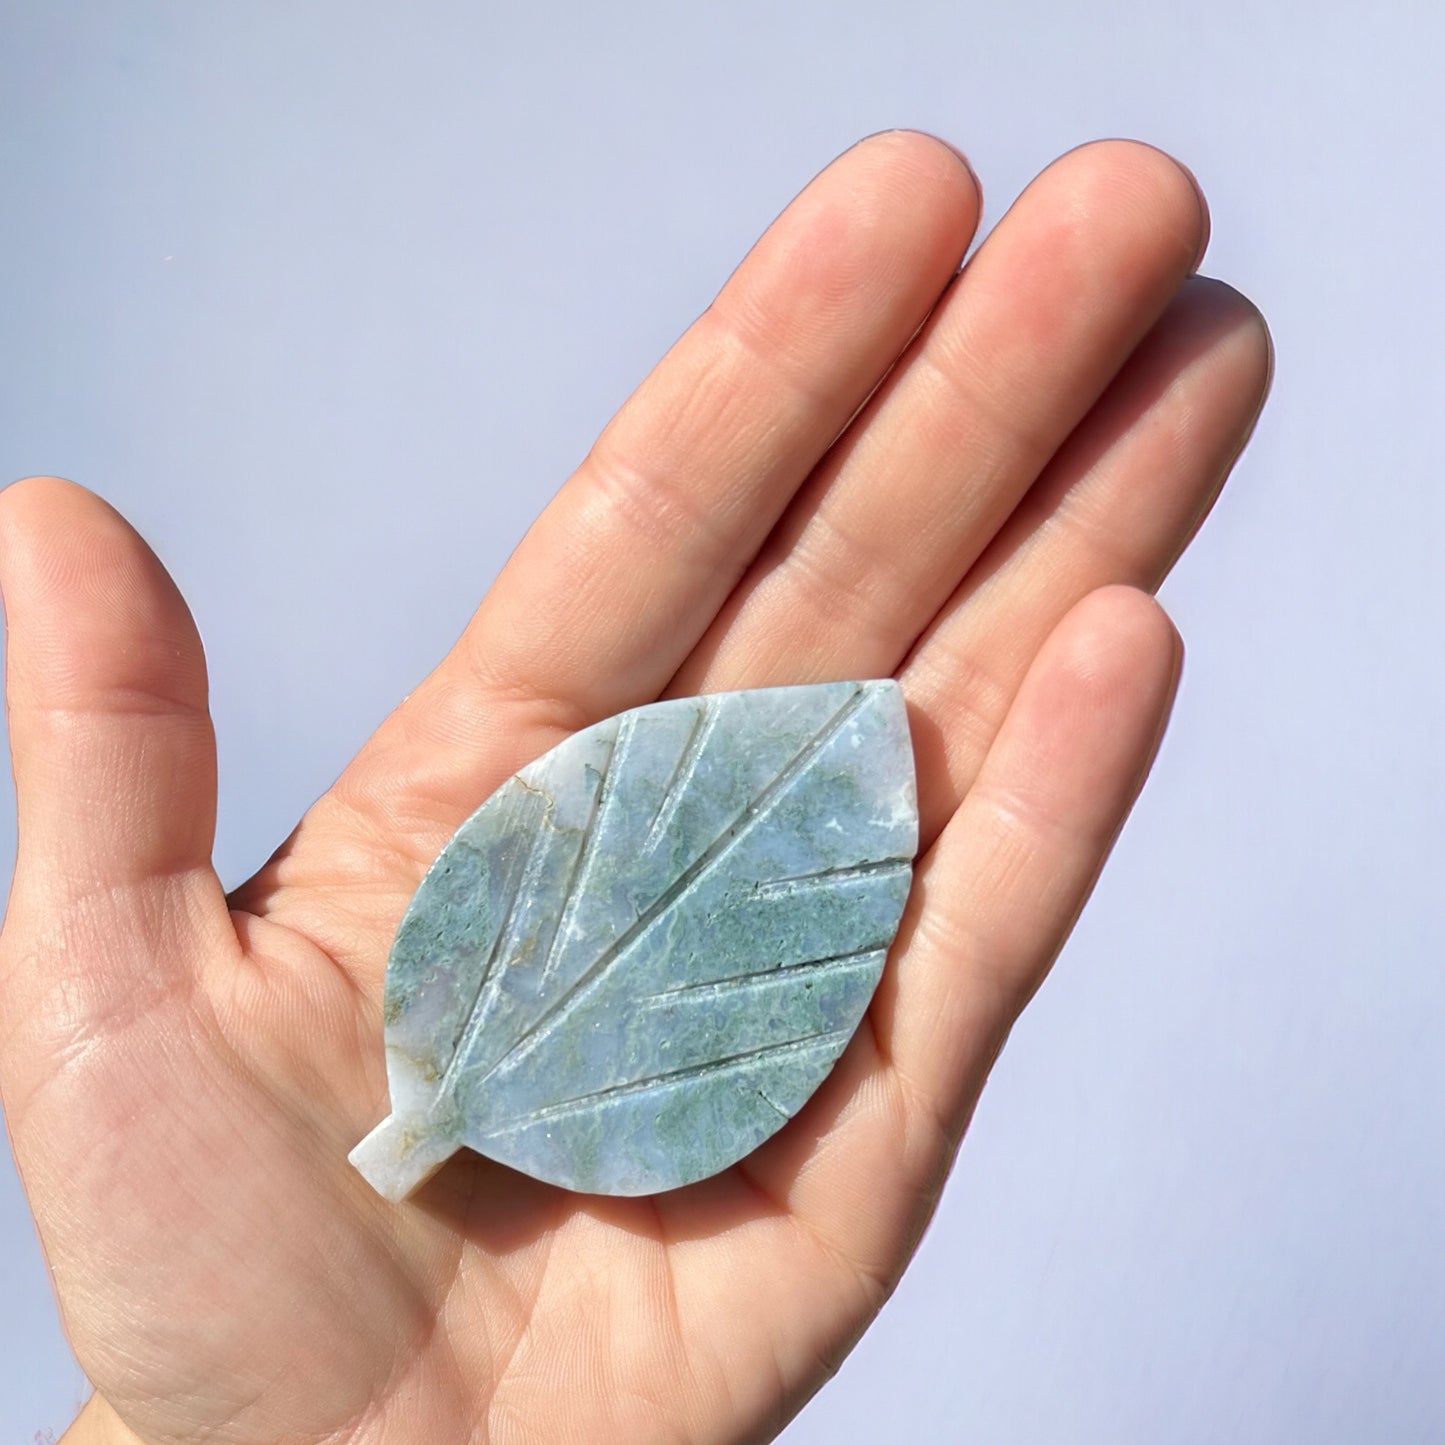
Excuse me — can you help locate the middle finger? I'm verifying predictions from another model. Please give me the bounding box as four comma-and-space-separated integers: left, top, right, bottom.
667, 139, 1206, 696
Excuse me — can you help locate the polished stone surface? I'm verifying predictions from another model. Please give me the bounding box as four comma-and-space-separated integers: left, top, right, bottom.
349, 679, 918, 1199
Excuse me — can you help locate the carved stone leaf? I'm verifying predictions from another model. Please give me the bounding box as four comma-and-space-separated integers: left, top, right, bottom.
349, 679, 918, 1199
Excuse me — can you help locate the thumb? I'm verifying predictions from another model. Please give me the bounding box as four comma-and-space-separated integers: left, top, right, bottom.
0, 477, 230, 1124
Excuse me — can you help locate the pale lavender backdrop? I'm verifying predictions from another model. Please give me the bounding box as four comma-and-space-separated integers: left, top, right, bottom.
2, 2, 1442, 1441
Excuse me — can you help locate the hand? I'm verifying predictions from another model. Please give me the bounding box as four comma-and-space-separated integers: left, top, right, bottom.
0, 132, 1268, 1445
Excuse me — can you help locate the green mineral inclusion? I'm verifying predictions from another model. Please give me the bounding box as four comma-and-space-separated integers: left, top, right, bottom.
349, 679, 918, 1200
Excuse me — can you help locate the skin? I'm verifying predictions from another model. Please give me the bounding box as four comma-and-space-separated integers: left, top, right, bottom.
0, 131, 1270, 1445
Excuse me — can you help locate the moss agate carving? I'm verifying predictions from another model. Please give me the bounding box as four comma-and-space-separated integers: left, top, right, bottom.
349, 679, 918, 1200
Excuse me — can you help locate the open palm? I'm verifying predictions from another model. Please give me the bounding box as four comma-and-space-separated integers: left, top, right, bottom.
0, 133, 1269, 1445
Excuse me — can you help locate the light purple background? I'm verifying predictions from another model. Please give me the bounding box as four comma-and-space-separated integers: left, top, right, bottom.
2, 3, 1441, 1440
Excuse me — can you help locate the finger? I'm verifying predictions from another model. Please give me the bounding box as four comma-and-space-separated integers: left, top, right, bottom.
737, 585, 1181, 1290
337, 131, 980, 835
668, 139, 1206, 694
902, 275, 1270, 842
0, 478, 230, 1107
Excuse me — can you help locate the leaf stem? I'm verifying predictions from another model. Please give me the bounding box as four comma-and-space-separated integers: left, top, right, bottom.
348, 1113, 456, 1202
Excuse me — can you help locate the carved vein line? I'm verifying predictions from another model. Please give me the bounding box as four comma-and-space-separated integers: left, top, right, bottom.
748, 857, 912, 898
434, 732, 619, 1102
473, 685, 872, 1088
438, 784, 547, 1068
644, 946, 887, 1001
757, 1089, 790, 1121
644, 699, 716, 853
537, 713, 634, 993
484, 1025, 852, 1136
